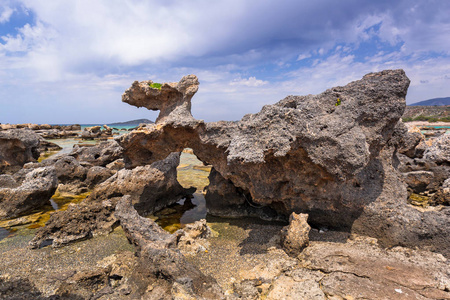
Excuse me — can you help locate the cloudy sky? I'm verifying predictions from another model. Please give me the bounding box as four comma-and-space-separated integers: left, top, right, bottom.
1, 0, 449, 124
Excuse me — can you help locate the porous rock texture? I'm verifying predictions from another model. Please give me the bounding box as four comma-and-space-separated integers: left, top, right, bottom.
28, 152, 192, 248
0, 129, 42, 174
280, 212, 310, 257
18, 140, 123, 194
118, 70, 450, 256
87, 152, 194, 215
431, 177, 450, 205
28, 199, 118, 249
122, 74, 199, 123
115, 195, 225, 299
0, 167, 57, 220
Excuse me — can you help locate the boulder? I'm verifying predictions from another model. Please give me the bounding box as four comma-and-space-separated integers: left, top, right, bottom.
28, 199, 118, 249
0, 129, 41, 173
423, 133, 450, 164
431, 178, 450, 206
403, 171, 435, 193
38, 140, 62, 152
0, 167, 57, 219
395, 122, 424, 158
119, 70, 410, 227
280, 213, 311, 257
37, 155, 89, 194
28, 152, 191, 248
174, 219, 211, 254
70, 140, 123, 167
87, 152, 193, 215
85, 166, 114, 188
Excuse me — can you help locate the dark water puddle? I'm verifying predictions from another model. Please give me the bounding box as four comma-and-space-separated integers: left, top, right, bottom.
0, 227, 12, 241
152, 193, 207, 233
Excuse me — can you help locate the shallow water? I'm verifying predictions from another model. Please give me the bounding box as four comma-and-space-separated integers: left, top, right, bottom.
0, 227, 11, 242
152, 150, 210, 232
45, 138, 101, 155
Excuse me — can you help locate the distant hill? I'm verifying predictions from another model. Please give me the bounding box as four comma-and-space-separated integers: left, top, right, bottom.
107, 119, 154, 127
409, 97, 450, 106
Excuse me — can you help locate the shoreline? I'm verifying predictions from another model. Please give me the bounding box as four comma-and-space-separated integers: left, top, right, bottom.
404, 121, 450, 127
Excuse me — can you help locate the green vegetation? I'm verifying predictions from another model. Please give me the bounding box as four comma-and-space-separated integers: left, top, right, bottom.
335, 98, 341, 106
402, 115, 450, 123
149, 82, 162, 90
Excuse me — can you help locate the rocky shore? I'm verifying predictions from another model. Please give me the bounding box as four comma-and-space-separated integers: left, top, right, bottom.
1, 69, 449, 299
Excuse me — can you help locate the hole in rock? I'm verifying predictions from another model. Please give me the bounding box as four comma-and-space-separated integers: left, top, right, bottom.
39, 239, 53, 248
151, 149, 209, 233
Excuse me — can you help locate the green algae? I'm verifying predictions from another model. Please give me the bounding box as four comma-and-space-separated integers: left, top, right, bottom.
38, 150, 60, 162
408, 193, 429, 207
0, 191, 91, 234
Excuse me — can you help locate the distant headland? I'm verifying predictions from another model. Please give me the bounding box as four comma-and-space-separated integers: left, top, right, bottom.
107, 119, 154, 127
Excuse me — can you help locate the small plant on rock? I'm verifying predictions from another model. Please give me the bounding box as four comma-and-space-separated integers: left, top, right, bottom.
149, 82, 162, 90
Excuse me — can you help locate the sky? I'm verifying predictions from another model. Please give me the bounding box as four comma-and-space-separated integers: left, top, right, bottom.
1, 0, 449, 124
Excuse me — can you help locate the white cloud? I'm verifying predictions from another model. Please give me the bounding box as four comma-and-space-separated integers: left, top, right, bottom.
0, 1, 450, 123
0, 6, 14, 23
230, 77, 268, 87
296, 53, 311, 61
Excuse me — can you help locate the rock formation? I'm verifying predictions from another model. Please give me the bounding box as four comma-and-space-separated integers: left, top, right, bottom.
0, 167, 57, 219
28, 199, 117, 249
115, 195, 224, 299
118, 70, 450, 256
122, 75, 199, 123
280, 213, 310, 257
0, 129, 42, 173
87, 152, 194, 215
28, 152, 193, 248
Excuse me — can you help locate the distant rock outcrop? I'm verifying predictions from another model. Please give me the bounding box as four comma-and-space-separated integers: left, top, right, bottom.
0, 129, 41, 173
107, 119, 154, 127
118, 70, 450, 256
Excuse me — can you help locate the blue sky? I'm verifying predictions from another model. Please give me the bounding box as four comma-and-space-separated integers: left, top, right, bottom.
1, 0, 449, 124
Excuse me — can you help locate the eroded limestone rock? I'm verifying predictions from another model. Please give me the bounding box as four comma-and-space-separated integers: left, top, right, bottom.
28, 199, 118, 249
0, 129, 41, 174
298, 238, 450, 299
122, 74, 199, 123
115, 196, 225, 299
87, 152, 193, 215
280, 213, 310, 257
28, 152, 190, 248
0, 167, 57, 220
117, 70, 450, 257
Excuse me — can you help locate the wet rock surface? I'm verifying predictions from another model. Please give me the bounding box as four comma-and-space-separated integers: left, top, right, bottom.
26, 152, 191, 248
28, 199, 118, 249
